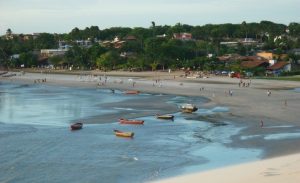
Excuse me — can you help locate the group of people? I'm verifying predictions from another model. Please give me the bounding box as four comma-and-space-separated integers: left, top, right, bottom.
238, 79, 251, 87
34, 78, 46, 83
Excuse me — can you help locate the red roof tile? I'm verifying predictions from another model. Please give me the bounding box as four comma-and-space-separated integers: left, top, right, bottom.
267, 61, 289, 70
241, 60, 269, 69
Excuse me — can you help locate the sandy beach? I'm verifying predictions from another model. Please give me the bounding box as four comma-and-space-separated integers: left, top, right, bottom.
154, 153, 300, 183
1, 69, 300, 182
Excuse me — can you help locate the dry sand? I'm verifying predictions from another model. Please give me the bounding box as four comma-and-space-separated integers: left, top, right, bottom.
154, 153, 300, 183
1, 69, 300, 182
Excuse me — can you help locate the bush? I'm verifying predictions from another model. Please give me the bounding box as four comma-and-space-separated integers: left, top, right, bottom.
280, 71, 300, 76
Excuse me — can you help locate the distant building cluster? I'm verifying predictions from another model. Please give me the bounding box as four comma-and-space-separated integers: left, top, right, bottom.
173, 33, 193, 41
2, 27, 299, 75
217, 52, 291, 76
220, 38, 261, 47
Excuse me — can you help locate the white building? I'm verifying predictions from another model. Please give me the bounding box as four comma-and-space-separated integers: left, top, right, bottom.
40, 49, 66, 57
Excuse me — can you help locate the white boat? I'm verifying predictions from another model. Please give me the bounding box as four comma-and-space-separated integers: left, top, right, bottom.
180, 104, 198, 113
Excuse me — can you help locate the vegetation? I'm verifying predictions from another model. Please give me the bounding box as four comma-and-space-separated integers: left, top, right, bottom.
255, 76, 300, 82
1, 21, 300, 73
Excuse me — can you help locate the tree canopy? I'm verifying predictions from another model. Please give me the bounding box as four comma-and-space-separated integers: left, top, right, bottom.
1, 21, 300, 72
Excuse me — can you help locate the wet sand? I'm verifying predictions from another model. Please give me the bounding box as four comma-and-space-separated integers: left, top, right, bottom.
1, 70, 300, 182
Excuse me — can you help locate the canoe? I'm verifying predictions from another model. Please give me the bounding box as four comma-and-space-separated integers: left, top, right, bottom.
156, 114, 174, 120
125, 90, 140, 94
70, 122, 83, 130
114, 130, 134, 138
119, 118, 144, 125
181, 104, 198, 113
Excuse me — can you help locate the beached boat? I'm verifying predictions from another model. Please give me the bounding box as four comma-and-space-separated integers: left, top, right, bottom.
114, 129, 134, 138
70, 122, 83, 130
119, 118, 144, 125
180, 104, 198, 113
125, 90, 140, 94
156, 114, 174, 120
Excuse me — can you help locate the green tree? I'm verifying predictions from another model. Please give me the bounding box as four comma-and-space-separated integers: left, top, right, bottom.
96, 51, 120, 70
34, 33, 57, 49
19, 52, 38, 68
88, 45, 107, 68
49, 55, 64, 68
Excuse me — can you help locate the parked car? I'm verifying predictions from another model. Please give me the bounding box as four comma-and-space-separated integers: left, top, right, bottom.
230, 72, 241, 78
221, 71, 228, 75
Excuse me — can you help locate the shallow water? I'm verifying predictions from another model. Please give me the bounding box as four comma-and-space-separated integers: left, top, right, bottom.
0, 82, 261, 183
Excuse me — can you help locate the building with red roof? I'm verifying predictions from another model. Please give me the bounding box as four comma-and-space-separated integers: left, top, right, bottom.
266, 61, 291, 76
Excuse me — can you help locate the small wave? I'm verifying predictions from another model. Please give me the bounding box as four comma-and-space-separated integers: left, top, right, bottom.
263, 125, 293, 129
240, 135, 262, 140
264, 133, 300, 140
121, 155, 139, 161
114, 107, 134, 111
211, 107, 229, 112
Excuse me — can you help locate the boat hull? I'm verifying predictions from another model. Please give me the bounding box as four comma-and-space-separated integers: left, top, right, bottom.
156, 115, 174, 120
181, 107, 198, 113
125, 90, 140, 94
181, 104, 198, 113
114, 130, 134, 138
119, 118, 144, 125
70, 122, 83, 130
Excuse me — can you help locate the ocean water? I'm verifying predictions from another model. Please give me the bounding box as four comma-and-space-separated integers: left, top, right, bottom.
0, 82, 261, 183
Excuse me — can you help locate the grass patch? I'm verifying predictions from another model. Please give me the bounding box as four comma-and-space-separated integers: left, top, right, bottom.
254, 75, 300, 81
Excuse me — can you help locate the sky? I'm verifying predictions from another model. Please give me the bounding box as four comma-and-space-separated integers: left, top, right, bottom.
0, 0, 299, 35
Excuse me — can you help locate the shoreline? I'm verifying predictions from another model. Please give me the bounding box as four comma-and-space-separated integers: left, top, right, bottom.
1, 70, 300, 182
153, 153, 300, 183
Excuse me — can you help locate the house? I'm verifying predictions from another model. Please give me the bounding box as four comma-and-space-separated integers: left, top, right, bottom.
256, 51, 288, 61
240, 38, 259, 46
173, 33, 193, 41
266, 61, 291, 76
100, 36, 125, 49
240, 60, 269, 69
256, 52, 273, 60
75, 40, 92, 48
112, 37, 125, 48
240, 56, 269, 68
217, 54, 242, 62
220, 41, 238, 47
59, 40, 71, 50
40, 49, 67, 57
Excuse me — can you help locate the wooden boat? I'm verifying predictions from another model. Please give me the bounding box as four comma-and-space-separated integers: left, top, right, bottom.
125, 90, 140, 94
70, 122, 83, 130
119, 118, 144, 125
114, 130, 134, 138
180, 104, 198, 113
156, 114, 174, 120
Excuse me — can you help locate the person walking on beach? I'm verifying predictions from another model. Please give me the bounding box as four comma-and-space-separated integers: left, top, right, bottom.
260, 120, 264, 128
267, 90, 271, 96
229, 89, 233, 96
284, 99, 287, 107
